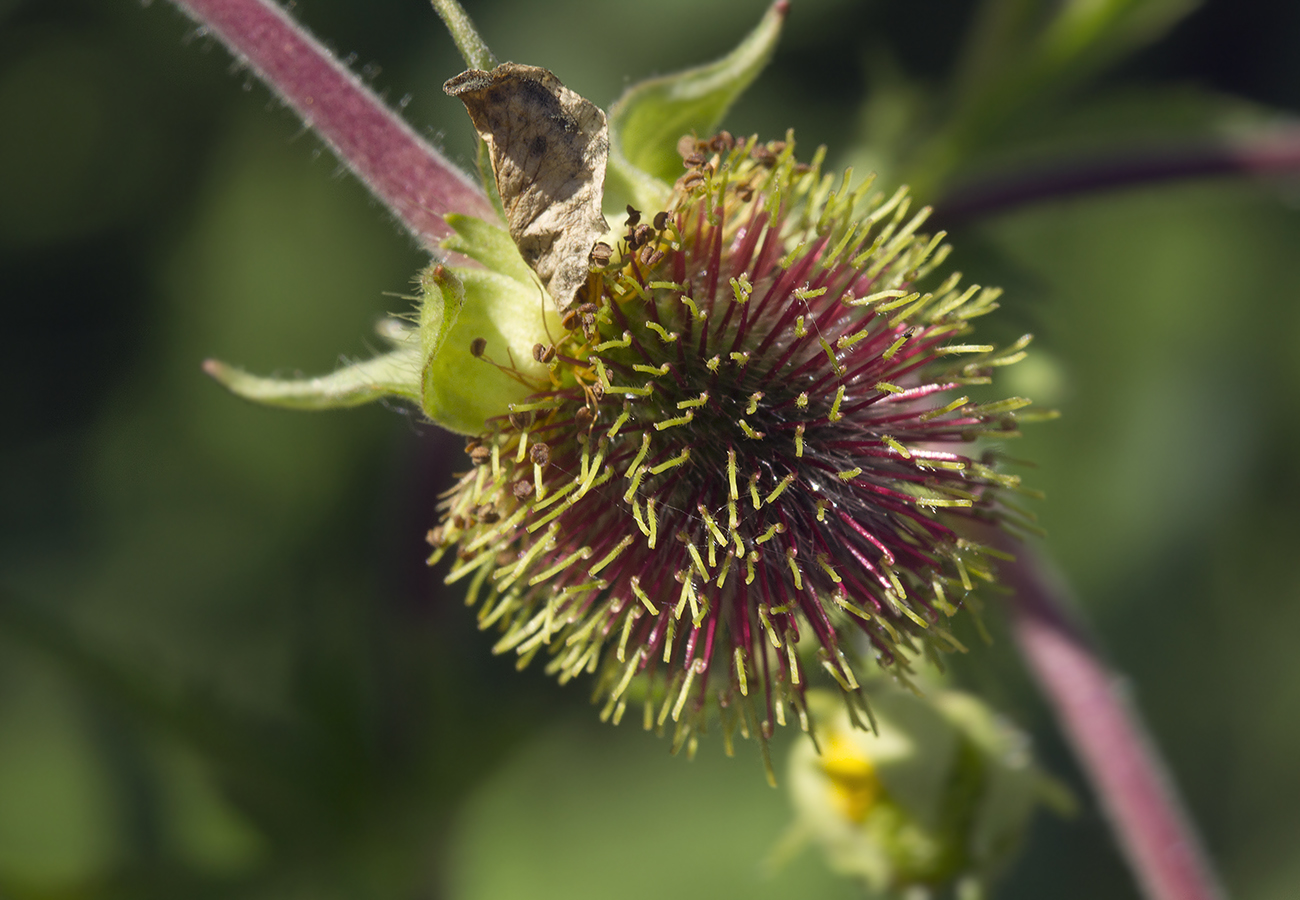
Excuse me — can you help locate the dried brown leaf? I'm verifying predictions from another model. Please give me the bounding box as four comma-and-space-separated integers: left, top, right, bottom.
445, 64, 610, 309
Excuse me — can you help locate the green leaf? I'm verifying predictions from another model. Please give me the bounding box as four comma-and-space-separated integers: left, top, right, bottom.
953, 0, 1200, 114
910, 0, 1202, 193
605, 0, 788, 213
1037, 0, 1200, 74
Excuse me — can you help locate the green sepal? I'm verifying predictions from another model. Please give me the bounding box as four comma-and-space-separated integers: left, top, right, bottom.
419, 267, 560, 435
605, 0, 787, 213
418, 261, 467, 363
206, 212, 560, 435
441, 214, 536, 286
412, 216, 559, 434
203, 341, 422, 410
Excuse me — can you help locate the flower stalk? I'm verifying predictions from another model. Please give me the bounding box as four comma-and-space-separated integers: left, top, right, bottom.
169, 0, 494, 249
933, 129, 1300, 225
1001, 543, 1226, 900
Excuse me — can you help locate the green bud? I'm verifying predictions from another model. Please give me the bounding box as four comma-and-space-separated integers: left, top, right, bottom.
781, 687, 1067, 898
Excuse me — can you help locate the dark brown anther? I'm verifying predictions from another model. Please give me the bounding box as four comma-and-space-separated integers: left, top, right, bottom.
464, 438, 481, 454
529, 441, 551, 467
633, 223, 654, 247
680, 170, 707, 191
709, 131, 734, 153
475, 503, 499, 524
532, 343, 547, 362
508, 410, 533, 430
625, 205, 642, 227
640, 247, 665, 267
452, 515, 468, 530
419, 263, 447, 293
683, 151, 706, 169
653, 211, 669, 231
469, 337, 488, 358
793, 162, 811, 175
588, 241, 613, 266
575, 405, 594, 424
589, 381, 606, 402
736, 184, 754, 202
574, 302, 598, 334
469, 445, 491, 466
541, 344, 557, 363
561, 308, 580, 331
512, 479, 534, 499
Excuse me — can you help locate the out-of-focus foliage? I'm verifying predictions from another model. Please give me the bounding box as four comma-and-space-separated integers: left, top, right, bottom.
2, 0, 1299, 898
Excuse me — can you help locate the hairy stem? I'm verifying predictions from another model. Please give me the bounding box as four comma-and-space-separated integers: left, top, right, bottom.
430, 0, 498, 71
168, 0, 496, 249
934, 128, 1300, 225
1002, 546, 1226, 900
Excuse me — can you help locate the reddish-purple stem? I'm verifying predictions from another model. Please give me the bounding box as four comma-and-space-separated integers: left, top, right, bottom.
168, 0, 496, 249
934, 129, 1300, 226
1002, 546, 1226, 900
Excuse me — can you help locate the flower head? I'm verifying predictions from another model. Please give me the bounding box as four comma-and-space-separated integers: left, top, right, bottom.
426, 131, 1040, 767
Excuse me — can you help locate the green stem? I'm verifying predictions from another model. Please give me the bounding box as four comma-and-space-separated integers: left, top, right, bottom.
430, 0, 498, 71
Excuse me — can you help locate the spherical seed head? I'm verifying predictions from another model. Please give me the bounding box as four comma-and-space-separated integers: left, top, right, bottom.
428, 134, 1039, 760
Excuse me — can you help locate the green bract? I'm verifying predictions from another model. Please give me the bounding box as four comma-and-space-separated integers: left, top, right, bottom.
604, 0, 787, 215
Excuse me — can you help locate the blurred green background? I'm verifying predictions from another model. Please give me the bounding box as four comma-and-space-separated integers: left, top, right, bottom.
3, 0, 1299, 897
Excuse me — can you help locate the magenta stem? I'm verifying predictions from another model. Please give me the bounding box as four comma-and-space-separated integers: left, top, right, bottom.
168, 0, 496, 249
934, 129, 1300, 225
1002, 546, 1226, 900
